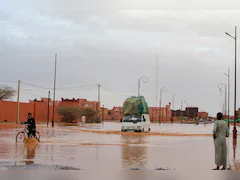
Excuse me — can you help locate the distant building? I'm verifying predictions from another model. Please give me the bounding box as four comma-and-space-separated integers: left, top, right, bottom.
198, 112, 208, 119
171, 110, 186, 117
186, 107, 198, 119
60, 98, 99, 111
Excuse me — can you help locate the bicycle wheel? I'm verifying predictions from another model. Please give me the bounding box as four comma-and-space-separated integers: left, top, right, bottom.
35, 131, 40, 142
16, 132, 25, 142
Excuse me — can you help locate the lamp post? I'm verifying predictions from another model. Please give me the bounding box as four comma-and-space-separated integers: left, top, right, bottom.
180, 100, 186, 123
159, 87, 168, 124
218, 83, 227, 117
172, 94, 176, 120
102, 104, 104, 124
173, 93, 176, 111
138, 76, 148, 96
225, 26, 237, 139
224, 69, 230, 129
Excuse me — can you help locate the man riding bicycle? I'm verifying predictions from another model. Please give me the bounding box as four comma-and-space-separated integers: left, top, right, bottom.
21, 113, 36, 137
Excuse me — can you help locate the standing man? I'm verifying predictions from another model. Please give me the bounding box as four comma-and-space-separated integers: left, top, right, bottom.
213, 112, 229, 170
22, 113, 36, 138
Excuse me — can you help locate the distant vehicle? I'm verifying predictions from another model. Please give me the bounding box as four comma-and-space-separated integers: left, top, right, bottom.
121, 114, 150, 132
121, 96, 150, 132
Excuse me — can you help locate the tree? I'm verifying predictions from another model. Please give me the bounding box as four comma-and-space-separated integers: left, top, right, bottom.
57, 106, 100, 123
0, 86, 16, 100
57, 106, 79, 123
82, 108, 101, 123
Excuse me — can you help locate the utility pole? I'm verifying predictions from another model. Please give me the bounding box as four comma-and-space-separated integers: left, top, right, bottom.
156, 54, 158, 106
16, 80, 20, 124
234, 26, 237, 139
98, 84, 100, 111
138, 78, 140, 96
225, 85, 227, 117
47, 91, 50, 127
228, 68, 230, 128
224, 69, 230, 128
225, 26, 237, 139
102, 104, 104, 124
218, 83, 227, 120
159, 88, 162, 124
173, 94, 175, 110
159, 87, 167, 123
52, 53, 57, 127
181, 100, 183, 122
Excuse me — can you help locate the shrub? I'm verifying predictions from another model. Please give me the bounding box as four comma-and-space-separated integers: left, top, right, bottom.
58, 106, 101, 123
57, 106, 79, 123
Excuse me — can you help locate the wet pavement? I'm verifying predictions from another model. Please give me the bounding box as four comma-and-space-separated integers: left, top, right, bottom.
0, 122, 240, 170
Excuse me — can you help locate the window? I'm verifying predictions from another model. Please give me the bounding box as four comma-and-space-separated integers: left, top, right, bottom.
86, 104, 88, 107
116, 109, 118, 112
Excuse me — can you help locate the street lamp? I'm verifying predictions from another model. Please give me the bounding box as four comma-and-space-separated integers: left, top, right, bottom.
172, 93, 176, 119
218, 83, 227, 117
225, 26, 237, 139
102, 104, 104, 124
138, 76, 148, 96
180, 100, 186, 122
224, 69, 230, 129
159, 87, 168, 124
172, 93, 176, 111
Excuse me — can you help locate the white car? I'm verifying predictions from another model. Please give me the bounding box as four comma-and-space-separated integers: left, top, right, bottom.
121, 114, 150, 132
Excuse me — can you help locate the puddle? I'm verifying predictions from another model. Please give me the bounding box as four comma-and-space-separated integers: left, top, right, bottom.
2, 164, 81, 170
155, 167, 175, 170
0, 161, 16, 166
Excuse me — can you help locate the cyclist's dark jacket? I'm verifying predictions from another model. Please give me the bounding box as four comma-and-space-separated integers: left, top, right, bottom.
24, 118, 36, 129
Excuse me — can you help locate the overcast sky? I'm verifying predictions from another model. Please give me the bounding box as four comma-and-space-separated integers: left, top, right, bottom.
1, 0, 240, 116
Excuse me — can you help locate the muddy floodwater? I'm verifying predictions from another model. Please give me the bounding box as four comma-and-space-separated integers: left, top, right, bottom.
0, 122, 239, 170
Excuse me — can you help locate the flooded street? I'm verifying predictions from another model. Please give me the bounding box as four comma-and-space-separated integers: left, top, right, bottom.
0, 122, 240, 170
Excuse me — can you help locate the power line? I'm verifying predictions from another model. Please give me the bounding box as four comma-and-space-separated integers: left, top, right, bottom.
23, 91, 45, 98
23, 89, 49, 92
57, 84, 97, 90
23, 86, 96, 92
21, 82, 50, 90
101, 86, 129, 97
57, 87, 97, 91
0, 81, 17, 83
21, 81, 98, 90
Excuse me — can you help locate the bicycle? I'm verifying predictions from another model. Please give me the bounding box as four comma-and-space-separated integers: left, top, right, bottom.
16, 124, 40, 142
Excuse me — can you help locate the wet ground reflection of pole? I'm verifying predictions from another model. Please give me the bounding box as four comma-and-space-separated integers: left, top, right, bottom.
51, 144, 54, 162
121, 135, 148, 169
233, 138, 237, 160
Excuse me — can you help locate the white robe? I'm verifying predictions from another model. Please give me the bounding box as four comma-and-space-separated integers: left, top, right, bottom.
213, 120, 229, 166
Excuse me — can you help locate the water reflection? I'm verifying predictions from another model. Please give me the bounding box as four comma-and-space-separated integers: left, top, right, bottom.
121, 135, 148, 169
233, 138, 237, 160
23, 140, 38, 165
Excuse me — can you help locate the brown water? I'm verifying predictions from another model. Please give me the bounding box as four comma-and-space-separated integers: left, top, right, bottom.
0, 123, 239, 170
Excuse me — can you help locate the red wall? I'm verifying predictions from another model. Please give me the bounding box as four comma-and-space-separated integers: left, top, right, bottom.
0, 100, 60, 124
0, 100, 33, 123
0, 99, 175, 124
